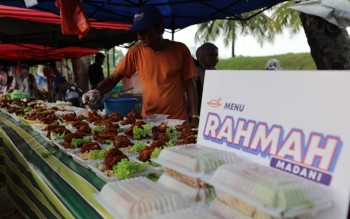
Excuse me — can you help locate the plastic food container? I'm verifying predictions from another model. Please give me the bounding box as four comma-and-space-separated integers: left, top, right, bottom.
152, 144, 242, 187
209, 198, 251, 219
153, 206, 221, 219
104, 97, 137, 116
95, 177, 194, 219
206, 163, 332, 219
157, 173, 214, 202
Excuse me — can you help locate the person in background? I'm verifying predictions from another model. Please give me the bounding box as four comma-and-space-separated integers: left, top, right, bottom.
264, 59, 283, 70
36, 64, 47, 90
9, 64, 39, 98
195, 42, 219, 113
88, 52, 105, 89
82, 6, 198, 124
54, 76, 82, 107
43, 62, 60, 101
0, 65, 8, 90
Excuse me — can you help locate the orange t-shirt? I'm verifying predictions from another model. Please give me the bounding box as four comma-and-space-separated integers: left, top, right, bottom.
116, 41, 196, 120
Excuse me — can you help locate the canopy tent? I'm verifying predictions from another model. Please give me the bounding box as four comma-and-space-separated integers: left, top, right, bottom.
0, 44, 98, 61
0, 5, 136, 50
0, 43, 99, 67
0, 0, 288, 33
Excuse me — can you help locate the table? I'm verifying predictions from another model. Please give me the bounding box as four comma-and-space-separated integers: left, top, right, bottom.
0, 112, 113, 219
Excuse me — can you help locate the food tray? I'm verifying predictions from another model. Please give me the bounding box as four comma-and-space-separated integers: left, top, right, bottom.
204, 162, 332, 219
157, 173, 213, 202
153, 144, 242, 177
95, 177, 194, 219
153, 206, 221, 219
87, 160, 153, 183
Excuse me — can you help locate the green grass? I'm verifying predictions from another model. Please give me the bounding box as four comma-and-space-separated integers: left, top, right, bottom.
217, 53, 316, 70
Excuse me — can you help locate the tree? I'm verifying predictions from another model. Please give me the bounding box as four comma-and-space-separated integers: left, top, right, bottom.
299, 13, 350, 69
194, 2, 301, 57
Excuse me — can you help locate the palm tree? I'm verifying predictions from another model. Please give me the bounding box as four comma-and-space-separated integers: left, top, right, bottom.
194, 2, 302, 57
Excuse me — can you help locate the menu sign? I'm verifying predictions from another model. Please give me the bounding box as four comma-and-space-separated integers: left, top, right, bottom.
197, 70, 350, 219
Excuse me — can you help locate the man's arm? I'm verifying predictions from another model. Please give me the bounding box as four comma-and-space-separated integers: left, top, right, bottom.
185, 77, 199, 125
95, 70, 124, 95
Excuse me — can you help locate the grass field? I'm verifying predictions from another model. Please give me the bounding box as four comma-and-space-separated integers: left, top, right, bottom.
217, 53, 316, 70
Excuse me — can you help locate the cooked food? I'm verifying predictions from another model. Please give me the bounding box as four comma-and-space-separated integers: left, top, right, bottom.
138, 145, 164, 162
103, 148, 128, 170
114, 135, 132, 148
175, 135, 197, 145
93, 130, 118, 144
87, 110, 102, 123
125, 110, 142, 120
104, 112, 123, 122
79, 142, 101, 153
63, 132, 86, 143
178, 129, 197, 140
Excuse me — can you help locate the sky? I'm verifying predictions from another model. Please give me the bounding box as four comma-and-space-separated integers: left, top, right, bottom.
163, 25, 311, 58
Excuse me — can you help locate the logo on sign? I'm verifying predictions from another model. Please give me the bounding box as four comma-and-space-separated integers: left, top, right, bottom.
207, 97, 222, 108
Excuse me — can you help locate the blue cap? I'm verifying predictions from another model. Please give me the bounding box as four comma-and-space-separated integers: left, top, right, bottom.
53, 76, 66, 91
128, 6, 164, 32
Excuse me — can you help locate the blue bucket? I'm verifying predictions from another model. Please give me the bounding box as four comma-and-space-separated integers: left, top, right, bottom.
104, 97, 137, 116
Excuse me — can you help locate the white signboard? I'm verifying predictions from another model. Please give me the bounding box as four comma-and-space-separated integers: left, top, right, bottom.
198, 70, 350, 219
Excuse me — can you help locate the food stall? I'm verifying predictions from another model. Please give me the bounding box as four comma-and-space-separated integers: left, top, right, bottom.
0, 70, 349, 219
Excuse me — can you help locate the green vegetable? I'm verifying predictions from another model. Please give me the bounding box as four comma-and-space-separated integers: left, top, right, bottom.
165, 138, 177, 147
88, 145, 113, 160
131, 142, 147, 153
51, 131, 66, 140
71, 137, 92, 148
9, 90, 30, 100
166, 127, 179, 138
113, 158, 148, 179
150, 147, 162, 167
92, 125, 106, 134
132, 124, 151, 139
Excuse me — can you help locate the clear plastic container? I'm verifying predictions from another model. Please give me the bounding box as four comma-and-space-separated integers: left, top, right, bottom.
209, 198, 251, 219
154, 144, 241, 175
153, 206, 221, 219
206, 163, 332, 219
152, 144, 242, 187
95, 177, 194, 219
164, 119, 185, 127
157, 173, 214, 202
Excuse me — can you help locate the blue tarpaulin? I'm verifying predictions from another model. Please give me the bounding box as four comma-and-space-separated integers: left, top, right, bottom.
0, 0, 287, 31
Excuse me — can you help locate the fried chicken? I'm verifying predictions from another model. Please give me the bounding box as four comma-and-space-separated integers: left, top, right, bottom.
80, 142, 101, 153
103, 148, 128, 170
113, 135, 132, 148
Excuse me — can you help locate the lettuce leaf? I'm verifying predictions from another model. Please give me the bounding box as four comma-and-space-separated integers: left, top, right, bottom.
113, 158, 148, 179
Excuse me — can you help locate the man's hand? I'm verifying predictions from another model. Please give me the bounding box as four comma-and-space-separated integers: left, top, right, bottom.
82, 89, 100, 105
191, 115, 199, 128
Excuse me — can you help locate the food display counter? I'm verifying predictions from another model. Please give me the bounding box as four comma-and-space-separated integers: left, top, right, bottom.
0, 112, 112, 218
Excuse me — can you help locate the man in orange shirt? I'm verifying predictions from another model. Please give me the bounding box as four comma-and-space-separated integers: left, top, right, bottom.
82, 6, 198, 123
